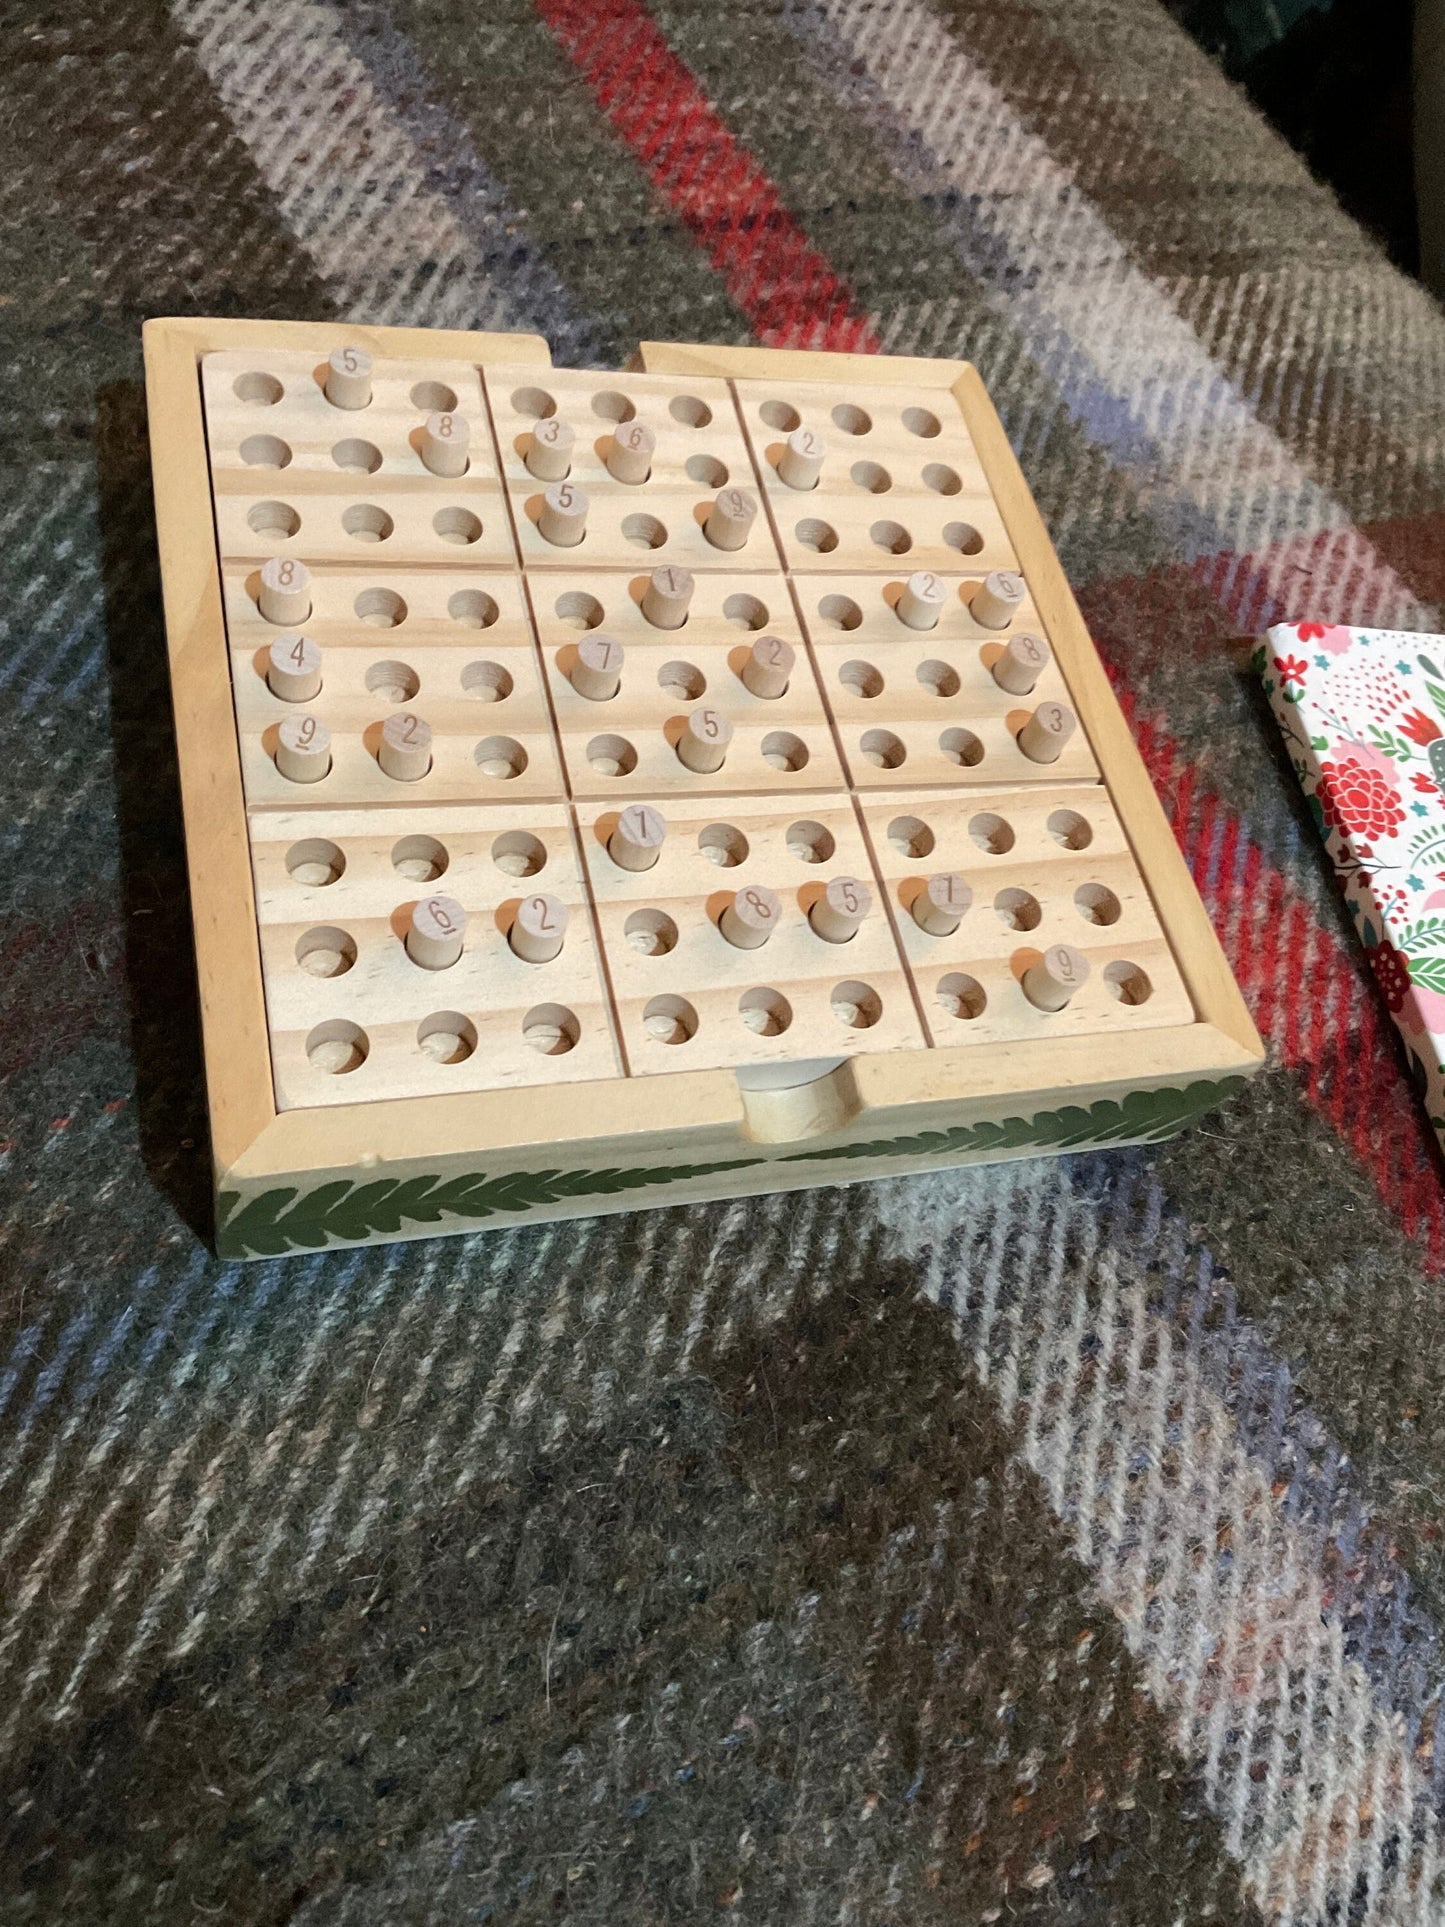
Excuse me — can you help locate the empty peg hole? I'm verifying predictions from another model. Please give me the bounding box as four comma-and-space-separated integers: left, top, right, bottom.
795, 518, 839, 554
917, 659, 961, 698
818, 593, 862, 631
391, 833, 448, 882
411, 380, 458, 413
591, 389, 636, 423
994, 887, 1041, 931
870, 520, 912, 556
234, 370, 283, 406
512, 385, 555, 420
306, 1019, 368, 1074
1105, 961, 1152, 1006
240, 434, 291, 469
474, 735, 528, 779
418, 1011, 477, 1065
831, 981, 881, 1028
523, 1003, 580, 1055
723, 593, 769, 631
839, 659, 884, 699
625, 908, 678, 956
355, 587, 406, 627
448, 588, 499, 628
285, 837, 345, 885
860, 728, 906, 770
433, 506, 483, 545
760, 399, 801, 432
831, 403, 872, 435
343, 503, 394, 543
622, 512, 667, 550
887, 815, 934, 858
923, 463, 962, 495
644, 994, 698, 1045
968, 812, 1015, 855
903, 406, 942, 438
366, 659, 419, 703
943, 521, 985, 555
587, 733, 637, 777
787, 819, 835, 863
247, 500, 300, 540
740, 987, 792, 1036
461, 659, 513, 702
762, 731, 808, 772
1048, 808, 1093, 850
658, 659, 706, 700
555, 590, 604, 630
851, 460, 892, 494
669, 393, 713, 427
936, 972, 987, 1021
332, 438, 381, 474
686, 452, 728, 487
940, 726, 984, 767
699, 822, 748, 867
295, 926, 357, 978
1075, 882, 1122, 926
492, 829, 547, 877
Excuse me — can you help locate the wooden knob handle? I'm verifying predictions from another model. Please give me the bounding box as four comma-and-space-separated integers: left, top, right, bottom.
605, 419, 655, 484
642, 564, 694, 630
525, 416, 573, 481
325, 345, 372, 410
809, 875, 871, 943
676, 706, 732, 773
608, 802, 666, 871
538, 480, 587, 547
266, 633, 322, 702
910, 872, 972, 936
896, 570, 947, 631
992, 630, 1051, 695
275, 714, 330, 783
510, 893, 567, 963
378, 712, 432, 781
972, 569, 1024, 629
720, 884, 781, 949
571, 632, 623, 701
776, 425, 825, 490
258, 556, 311, 626
420, 410, 469, 477
740, 634, 793, 699
1023, 943, 1090, 1011
703, 487, 758, 552
1017, 701, 1076, 764
406, 894, 466, 970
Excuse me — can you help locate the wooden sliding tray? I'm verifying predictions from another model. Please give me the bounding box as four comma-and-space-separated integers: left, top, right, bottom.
142, 319, 1262, 1258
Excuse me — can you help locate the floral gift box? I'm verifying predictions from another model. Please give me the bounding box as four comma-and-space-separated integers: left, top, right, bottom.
1259, 622, 1445, 1146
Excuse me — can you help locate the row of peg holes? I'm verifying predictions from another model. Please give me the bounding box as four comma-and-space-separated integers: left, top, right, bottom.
235, 372, 461, 413
584, 730, 809, 776
247, 500, 485, 547
304, 1005, 581, 1074
639, 984, 883, 1046
239, 437, 472, 477
553, 589, 771, 633
286, 587, 502, 629
796, 518, 983, 558
285, 830, 547, 890
759, 399, 943, 440
512, 385, 715, 431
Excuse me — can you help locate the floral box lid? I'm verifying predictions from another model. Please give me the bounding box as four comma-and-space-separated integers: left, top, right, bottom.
1259, 622, 1445, 1145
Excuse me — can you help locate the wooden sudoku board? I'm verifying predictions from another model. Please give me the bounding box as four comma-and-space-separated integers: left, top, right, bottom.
143, 319, 1262, 1258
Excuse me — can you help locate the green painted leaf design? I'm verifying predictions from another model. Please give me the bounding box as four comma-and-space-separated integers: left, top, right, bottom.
1408, 956, 1445, 994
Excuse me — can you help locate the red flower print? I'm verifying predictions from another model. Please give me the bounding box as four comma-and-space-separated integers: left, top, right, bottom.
1295, 623, 1327, 641
1413, 773, 1440, 795
1368, 941, 1412, 1015
1317, 755, 1408, 841
1401, 709, 1444, 746
1273, 653, 1309, 686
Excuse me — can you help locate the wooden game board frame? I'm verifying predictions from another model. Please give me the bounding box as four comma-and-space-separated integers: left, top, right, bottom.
143, 317, 1263, 1258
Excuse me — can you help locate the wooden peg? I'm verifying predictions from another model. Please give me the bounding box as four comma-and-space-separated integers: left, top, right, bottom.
275, 714, 330, 783
704, 486, 758, 552
992, 630, 1051, 695
608, 802, 666, 871
510, 892, 567, 964
642, 565, 693, 629
406, 894, 466, 970
809, 875, 871, 943
676, 706, 732, 773
605, 419, 655, 484
910, 873, 972, 936
378, 711, 432, 781
324, 345, 372, 410
420, 409, 470, 477
740, 634, 793, 699
776, 425, 825, 490
972, 569, 1025, 629
525, 416, 573, 481
571, 632, 623, 701
1017, 701, 1077, 764
539, 480, 588, 547
266, 633, 322, 702
1022, 942, 1090, 1012
896, 569, 947, 631
720, 884, 781, 950
258, 556, 311, 626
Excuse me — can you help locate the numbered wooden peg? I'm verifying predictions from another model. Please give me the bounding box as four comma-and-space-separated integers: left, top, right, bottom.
641, 564, 693, 630
539, 480, 588, 547
570, 632, 623, 701
420, 410, 469, 477
910, 872, 972, 936
525, 415, 574, 481
275, 714, 330, 784
809, 875, 871, 943
510, 893, 567, 964
972, 569, 1025, 630
258, 555, 311, 626
406, 894, 466, 971
1017, 701, 1077, 764
1023, 942, 1090, 1012
605, 419, 655, 484
776, 425, 825, 490
720, 884, 781, 950
896, 570, 947, 631
704, 486, 758, 552
676, 706, 732, 773
740, 634, 793, 699
324, 345, 372, 409
266, 633, 322, 702
608, 802, 666, 871
378, 711, 432, 781
992, 630, 1051, 695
